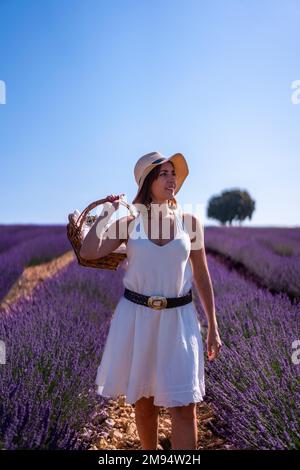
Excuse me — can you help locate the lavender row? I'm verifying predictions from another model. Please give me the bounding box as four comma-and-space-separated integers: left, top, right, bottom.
193, 254, 300, 449
0, 259, 126, 449
0, 230, 71, 302
205, 227, 300, 299
0, 225, 66, 255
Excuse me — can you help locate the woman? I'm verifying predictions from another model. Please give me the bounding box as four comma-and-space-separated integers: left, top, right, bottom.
80, 151, 222, 450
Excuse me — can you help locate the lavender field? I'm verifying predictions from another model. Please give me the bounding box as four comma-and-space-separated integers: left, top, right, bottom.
0, 225, 299, 449
194, 257, 300, 449
205, 227, 300, 300
0, 260, 124, 449
0, 225, 70, 302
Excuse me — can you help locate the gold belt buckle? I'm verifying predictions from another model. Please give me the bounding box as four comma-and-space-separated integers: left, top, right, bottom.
147, 295, 168, 310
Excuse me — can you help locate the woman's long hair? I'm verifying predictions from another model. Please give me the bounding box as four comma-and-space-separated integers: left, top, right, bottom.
132, 161, 178, 214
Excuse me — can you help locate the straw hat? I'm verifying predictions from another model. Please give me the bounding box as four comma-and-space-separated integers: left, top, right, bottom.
133, 151, 189, 200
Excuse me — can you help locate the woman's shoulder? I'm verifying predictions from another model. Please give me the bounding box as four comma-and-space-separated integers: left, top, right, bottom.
117, 213, 137, 224
182, 211, 202, 225
182, 212, 204, 243
126, 214, 137, 225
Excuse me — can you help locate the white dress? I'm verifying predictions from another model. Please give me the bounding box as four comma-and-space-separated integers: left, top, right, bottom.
95, 206, 206, 407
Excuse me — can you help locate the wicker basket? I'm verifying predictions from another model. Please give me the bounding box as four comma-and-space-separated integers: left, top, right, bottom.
66, 197, 137, 270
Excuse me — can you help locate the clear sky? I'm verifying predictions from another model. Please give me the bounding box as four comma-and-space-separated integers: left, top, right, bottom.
0, 0, 299, 227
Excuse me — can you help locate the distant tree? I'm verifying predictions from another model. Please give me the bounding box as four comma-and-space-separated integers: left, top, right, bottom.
207, 189, 255, 225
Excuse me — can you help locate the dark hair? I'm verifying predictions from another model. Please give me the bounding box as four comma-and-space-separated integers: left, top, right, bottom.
132, 161, 177, 212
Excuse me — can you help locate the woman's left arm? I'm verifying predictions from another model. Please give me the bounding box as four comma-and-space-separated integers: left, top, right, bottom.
184, 213, 222, 361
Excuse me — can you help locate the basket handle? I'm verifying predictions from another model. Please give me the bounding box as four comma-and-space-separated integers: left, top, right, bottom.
76, 196, 136, 233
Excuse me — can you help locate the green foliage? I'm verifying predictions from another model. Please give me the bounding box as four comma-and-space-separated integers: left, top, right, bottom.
207, 189, 255, 225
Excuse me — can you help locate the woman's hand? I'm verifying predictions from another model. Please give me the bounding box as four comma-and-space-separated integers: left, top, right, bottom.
206, 326, 222, 361
106, 193, 125, 211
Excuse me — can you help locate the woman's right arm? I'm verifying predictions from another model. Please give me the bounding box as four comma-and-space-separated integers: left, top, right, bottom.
79, 211, 134, 260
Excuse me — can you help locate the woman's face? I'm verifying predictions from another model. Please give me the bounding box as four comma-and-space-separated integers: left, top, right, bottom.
150, 162, 177, 203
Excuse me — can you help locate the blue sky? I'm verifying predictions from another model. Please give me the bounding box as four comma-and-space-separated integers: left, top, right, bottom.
0, 0, 299, 226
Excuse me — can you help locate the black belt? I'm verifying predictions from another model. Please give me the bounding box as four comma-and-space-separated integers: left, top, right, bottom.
123, 288, 193, 310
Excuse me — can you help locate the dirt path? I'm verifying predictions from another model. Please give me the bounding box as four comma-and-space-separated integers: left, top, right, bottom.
0, 250, 75, 313
84, 394, 233, 450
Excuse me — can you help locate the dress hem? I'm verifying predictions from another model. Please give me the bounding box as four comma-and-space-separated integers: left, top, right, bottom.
95, 384, 206, 408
